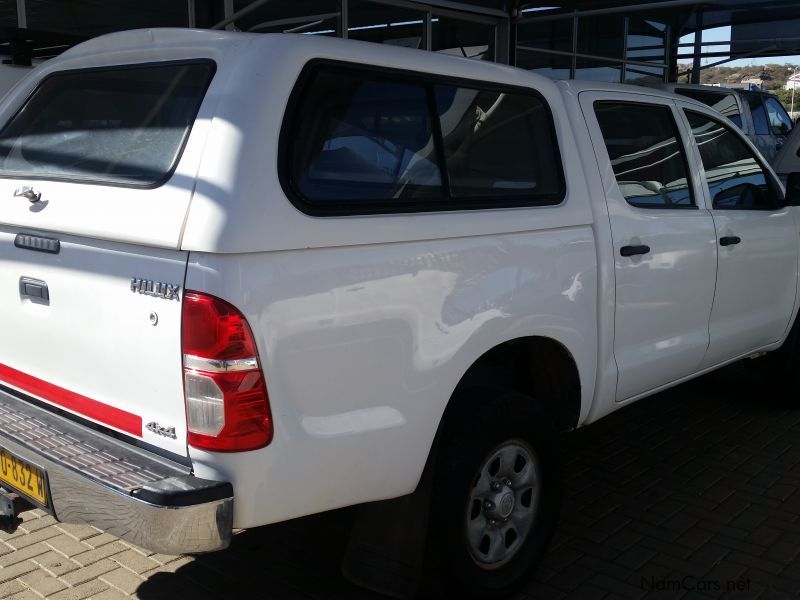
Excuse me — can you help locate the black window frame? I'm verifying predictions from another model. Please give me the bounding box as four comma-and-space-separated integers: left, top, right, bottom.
278, 59, 566, 217
684, 108, 785, 211
593, 99, 697, 210
0, 58, 217, 190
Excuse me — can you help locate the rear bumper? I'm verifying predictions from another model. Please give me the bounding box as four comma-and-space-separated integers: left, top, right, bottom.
0, 385, 233, 554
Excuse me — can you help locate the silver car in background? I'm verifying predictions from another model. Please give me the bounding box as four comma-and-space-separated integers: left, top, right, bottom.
651, 83, 794, 163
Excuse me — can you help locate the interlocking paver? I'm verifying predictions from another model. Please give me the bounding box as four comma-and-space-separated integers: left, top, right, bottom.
91, 589, 132, 600
100, 566, 144, 594
109, 549, 160, 574
5, 526, 61, 550
53, 524, 102, 542
18, 567, 68, 597
70, 541, 129, 567
60, 558, 118, 586
6, 590, 40, 600
0, 560, 40, 584
47, 579, 110, 600
0, 542, 50, 568
0, 578, 25, 598
45, 534, 93, 558
32, 549, 80, 577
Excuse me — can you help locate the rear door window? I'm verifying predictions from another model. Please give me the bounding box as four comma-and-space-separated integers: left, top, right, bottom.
594, 101, 694, 208
674, 89, 742, 129
0, 61, 215, 187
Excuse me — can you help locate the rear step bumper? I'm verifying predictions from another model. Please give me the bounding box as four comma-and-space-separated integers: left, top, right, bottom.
0, 385, 233, 554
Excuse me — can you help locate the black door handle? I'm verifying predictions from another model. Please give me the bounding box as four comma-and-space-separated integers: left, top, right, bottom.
620, 245, 651, 257
720, 236, 741, 246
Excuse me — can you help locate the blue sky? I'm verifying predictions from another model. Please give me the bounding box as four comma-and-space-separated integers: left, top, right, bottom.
679, 26, 799, 66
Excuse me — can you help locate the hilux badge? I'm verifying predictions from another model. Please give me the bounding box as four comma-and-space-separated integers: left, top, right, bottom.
130, 278, 181, 301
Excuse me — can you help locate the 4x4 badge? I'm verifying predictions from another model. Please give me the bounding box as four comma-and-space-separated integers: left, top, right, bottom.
145, 422, 177, 440
130, 278, 181, 301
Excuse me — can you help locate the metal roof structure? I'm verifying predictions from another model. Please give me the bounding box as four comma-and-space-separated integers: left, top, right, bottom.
0, 0, 798, 82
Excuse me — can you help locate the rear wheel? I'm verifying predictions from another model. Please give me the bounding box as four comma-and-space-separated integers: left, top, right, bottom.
428, 388, 561, 599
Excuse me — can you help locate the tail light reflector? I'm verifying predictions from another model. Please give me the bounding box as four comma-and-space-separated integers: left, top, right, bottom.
182, 291, 272, 452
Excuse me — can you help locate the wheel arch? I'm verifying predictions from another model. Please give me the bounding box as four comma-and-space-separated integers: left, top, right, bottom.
443, 335, 583, 434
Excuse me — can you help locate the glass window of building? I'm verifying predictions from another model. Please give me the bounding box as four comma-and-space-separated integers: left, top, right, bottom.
348, 1, 426, 50
25, 0, 188, 36
624, 64, 665, 84
432, 16, 495, 61
624, 18, 667, 83
232, 0, 339, 35
516, 19, 572, 79
575, 15, 624, 82
626, 19, 667, 62
575, 59, 622, 83
577, 15, 623, 59
0, 2, 16, 27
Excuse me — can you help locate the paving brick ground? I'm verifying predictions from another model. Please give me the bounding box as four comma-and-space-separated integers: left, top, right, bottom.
1, 362, 800, 599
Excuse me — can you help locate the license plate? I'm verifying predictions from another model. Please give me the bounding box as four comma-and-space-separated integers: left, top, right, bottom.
0, 448, 48, 506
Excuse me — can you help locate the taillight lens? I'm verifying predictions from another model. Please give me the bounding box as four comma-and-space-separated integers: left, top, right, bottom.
182, 291, 272, 452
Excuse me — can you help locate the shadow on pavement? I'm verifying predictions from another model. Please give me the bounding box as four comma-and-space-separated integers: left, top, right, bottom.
139, 362, 800, 599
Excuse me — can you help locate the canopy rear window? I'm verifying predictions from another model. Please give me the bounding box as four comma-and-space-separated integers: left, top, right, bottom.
0, 60, 215, 187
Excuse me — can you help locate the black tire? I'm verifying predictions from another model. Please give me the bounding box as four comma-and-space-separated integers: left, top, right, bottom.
759, 315, 800, 404
427, 387, 561, 600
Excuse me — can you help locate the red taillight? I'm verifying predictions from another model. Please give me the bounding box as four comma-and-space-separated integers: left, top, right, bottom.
182, 291, 272, 452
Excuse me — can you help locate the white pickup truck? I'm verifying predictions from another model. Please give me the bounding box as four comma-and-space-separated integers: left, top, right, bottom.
1, 29, 800, 599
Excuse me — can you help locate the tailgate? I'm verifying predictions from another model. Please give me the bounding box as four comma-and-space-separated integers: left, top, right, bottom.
0, 56, 219, 457
0, 227, 189, 456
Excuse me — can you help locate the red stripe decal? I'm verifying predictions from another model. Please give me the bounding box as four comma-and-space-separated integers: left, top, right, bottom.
0, 362, 142, 436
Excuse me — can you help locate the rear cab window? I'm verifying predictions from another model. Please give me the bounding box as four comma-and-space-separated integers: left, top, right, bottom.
0, 60, 215, 187
281, 62, 565, 215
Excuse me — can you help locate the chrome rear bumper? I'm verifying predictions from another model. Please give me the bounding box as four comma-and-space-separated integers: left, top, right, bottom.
0, 385, 232, 554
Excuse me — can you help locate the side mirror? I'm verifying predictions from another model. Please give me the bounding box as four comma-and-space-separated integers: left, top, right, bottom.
787, 173, 800, 206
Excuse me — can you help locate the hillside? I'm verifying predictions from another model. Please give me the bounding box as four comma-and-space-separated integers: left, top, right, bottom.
678, 62, 800, 108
